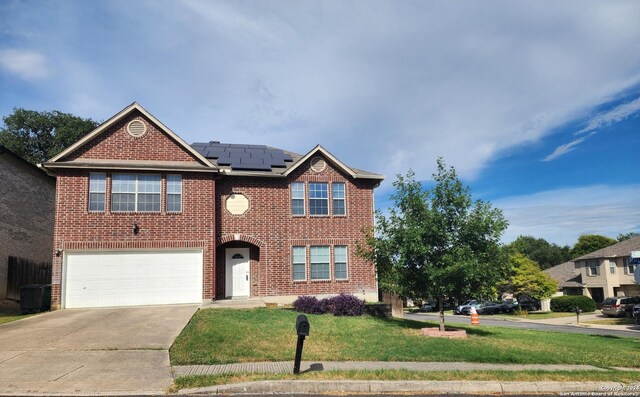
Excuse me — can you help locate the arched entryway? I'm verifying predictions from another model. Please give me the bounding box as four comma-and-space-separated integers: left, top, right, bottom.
216, 235, 264, 300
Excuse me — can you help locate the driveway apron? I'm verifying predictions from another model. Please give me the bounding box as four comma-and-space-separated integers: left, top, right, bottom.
0, 304, 197, 394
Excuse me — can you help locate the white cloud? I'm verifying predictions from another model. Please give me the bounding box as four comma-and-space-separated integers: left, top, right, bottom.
543, 96, 640, 161
542, 136, 587, 162
1, 1, 640, 185
495, 185, 640, 245
0, 49, 49, 80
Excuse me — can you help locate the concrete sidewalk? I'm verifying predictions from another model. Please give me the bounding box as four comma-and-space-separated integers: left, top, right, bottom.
175, 361, 640, 395
174, 361, 611, 377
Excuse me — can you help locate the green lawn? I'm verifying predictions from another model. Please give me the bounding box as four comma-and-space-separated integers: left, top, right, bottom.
0, 300, 33, 325
583, 318, 636, 326
169, 308, 640, 367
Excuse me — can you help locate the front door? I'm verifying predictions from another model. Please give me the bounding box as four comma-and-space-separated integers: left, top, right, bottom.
225, 248, 250, 298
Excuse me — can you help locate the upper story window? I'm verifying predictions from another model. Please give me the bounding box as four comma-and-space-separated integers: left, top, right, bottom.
609, 259, 616, 275
291, 182, 305, 216
166, 174, 182, 212
624, 258, 636, 275
88, 173, 106, 212
309, 182, 329, 216
586, 260, 599, 276
112, 174, 161, 212
332, 182, 345, 216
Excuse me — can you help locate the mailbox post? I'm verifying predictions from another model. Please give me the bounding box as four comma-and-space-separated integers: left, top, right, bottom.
574, 306, 582, 325
294, 314, 309, 374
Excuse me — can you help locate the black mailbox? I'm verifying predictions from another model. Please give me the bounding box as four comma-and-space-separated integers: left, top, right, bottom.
574, 306, 582, 314
296, 314, 310, 336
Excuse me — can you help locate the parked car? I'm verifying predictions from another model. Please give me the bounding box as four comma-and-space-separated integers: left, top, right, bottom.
476, 301, 516, 315
421, 302, 438, 312
633, 304, 640, 325
601, 296, 640, 317
454, 300, 491, 315
517, 300, 541, 312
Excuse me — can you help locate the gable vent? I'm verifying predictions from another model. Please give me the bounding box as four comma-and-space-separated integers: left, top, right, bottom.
310, 156, 326, 173
127, 119, 147, 138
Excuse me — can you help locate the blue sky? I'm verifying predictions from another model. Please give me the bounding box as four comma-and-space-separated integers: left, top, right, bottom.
1, 0, 639, 246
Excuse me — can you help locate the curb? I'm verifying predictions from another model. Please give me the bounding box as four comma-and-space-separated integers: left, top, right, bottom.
181, 380, 631, 395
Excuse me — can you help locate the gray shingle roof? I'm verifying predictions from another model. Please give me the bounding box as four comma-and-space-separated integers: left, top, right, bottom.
543, 261, 584, 288
573, 236, 640, 261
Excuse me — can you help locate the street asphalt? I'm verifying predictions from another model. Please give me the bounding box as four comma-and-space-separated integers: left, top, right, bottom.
405, 311, 640, 338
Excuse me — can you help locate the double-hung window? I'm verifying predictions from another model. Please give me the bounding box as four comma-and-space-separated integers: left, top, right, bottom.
334, 245, 348, 280
332, 183, 345, 215
88, 173, 106, 212
166, 174, 182, 212
310, 246, 330, 280
309, 182, 328, 216
587, 260, 599, 276
609, 260, 616, 275
292, 246, 306, 281
625, 258, 636, 275
112, 174, 161, 212
291, 182, 305, 216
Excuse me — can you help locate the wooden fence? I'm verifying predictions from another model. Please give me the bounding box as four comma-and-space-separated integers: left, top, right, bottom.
6, 256, 52, 301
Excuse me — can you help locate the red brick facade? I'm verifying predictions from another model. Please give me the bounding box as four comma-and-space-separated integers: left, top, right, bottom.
215, 158, 378, 300
47, 104, 379, 308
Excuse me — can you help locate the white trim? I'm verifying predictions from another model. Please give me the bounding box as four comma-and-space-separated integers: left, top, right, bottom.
47, 102, 217, 169
283, 145, 357, 178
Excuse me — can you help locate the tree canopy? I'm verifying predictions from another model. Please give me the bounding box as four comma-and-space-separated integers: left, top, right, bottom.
617, 232, 640, 242
507, 235, 572, 270
570, 234, 617, 259
359, 159, 509, 331
0, 108, 99, 164
500, 253, 558, 300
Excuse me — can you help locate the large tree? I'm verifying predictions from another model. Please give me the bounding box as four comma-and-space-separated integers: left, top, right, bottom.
359, 159, 509, 331
617, 232, 640, 242
0, 108, 99, 164
507, 235, 572, 270
500, 253, 558, 300
570, 234, 617, 259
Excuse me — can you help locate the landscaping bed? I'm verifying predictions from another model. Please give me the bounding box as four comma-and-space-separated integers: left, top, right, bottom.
169, 308, 640, 367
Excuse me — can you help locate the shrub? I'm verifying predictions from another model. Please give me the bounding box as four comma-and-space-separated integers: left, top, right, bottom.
292, 293, 365, 316
326, 293, 365, 316
550, 295, 597, 313
292, 296, 324, 314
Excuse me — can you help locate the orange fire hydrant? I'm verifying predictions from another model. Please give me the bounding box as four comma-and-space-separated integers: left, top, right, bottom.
470, 306, 480, 326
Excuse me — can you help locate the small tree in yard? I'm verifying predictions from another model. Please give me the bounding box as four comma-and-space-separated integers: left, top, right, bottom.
359, 158, 509, 331
501, 253, 558, 301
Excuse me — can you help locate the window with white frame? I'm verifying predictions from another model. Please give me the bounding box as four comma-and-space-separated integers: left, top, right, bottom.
310, 246, 330, 280
88, 173, 106, 212
291, 182, 305, 216
112, 174, 161, 212
609, 259, 616, 274
332, 182, 345, 216
309, 182, 329, 215
292, 246, 306, 281
587, 260, 599, 276
166, 174, 182, 212
334, 245, 348, 280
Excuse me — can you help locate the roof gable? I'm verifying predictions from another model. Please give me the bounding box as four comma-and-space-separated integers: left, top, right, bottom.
283, 145, 383, 180
46, 102, 216, 169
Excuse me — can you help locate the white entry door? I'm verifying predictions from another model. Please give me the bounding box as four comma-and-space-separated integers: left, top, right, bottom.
225, 248, 250, 298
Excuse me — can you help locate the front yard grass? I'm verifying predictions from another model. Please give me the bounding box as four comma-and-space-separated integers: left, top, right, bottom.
169, 308, 640, 367
583, 318, 636, 326
0, 300, 33, 325
174, 369, 640, 389
492, 312, 577, 320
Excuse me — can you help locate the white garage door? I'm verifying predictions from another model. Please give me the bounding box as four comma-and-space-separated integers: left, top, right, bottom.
64, 250, 203, 308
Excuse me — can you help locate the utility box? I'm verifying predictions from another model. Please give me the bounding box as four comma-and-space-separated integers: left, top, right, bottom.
20, 284, 51, 314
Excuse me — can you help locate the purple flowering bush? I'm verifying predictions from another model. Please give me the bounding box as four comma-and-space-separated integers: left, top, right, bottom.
292, 293, 365, 316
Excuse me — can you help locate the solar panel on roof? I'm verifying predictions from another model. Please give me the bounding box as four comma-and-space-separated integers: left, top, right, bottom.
192, 141, 294, 172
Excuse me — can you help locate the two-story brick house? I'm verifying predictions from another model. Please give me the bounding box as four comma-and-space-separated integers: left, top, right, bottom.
41, 103, 382, 309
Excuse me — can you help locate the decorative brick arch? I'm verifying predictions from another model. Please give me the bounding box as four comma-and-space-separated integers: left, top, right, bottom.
216, 234, 265, 248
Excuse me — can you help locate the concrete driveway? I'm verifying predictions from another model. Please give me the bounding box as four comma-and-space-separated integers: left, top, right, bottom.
0, 304, 198, 395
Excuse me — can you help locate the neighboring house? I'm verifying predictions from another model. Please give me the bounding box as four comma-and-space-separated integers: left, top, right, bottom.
544, 236, 640, 303
41, 103, 383, 309
0, 145, 55, 299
